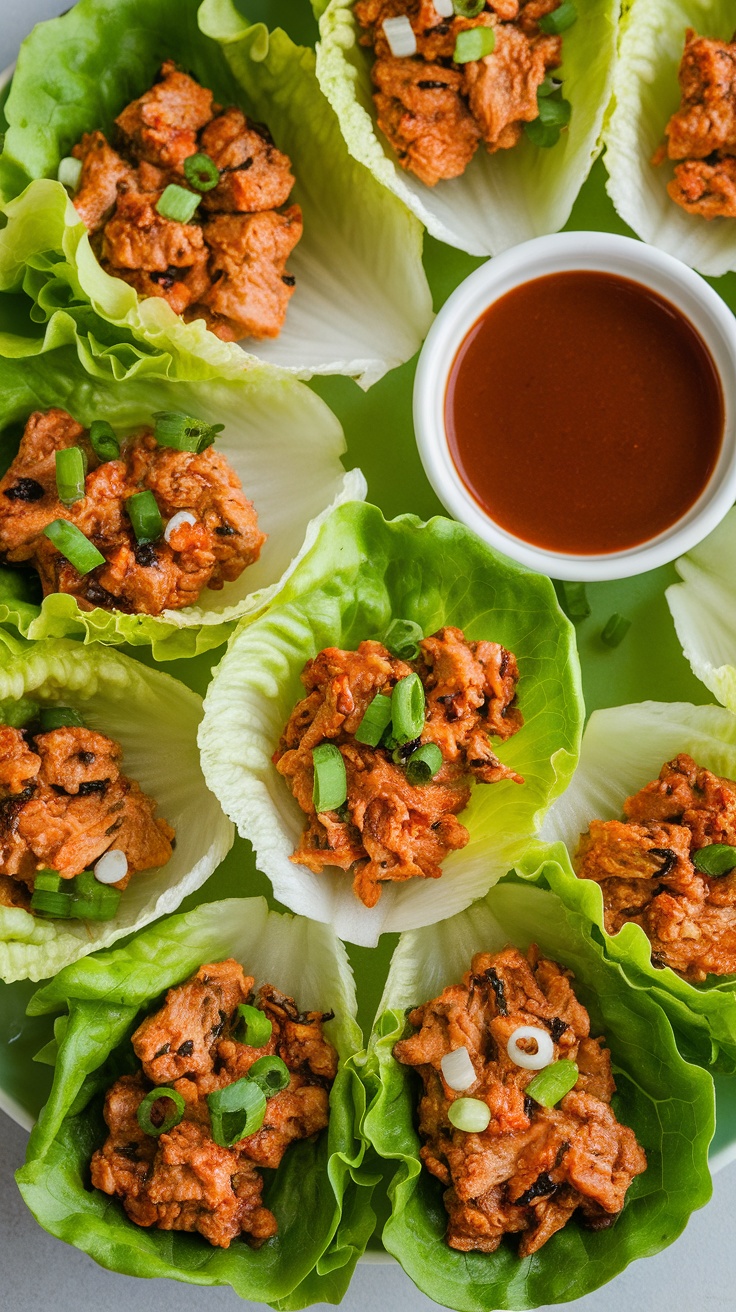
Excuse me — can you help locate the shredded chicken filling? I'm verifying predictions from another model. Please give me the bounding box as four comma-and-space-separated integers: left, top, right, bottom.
657, 29, 736, 219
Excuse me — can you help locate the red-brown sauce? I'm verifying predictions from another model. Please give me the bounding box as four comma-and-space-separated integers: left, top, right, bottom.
445, 271, 724, 555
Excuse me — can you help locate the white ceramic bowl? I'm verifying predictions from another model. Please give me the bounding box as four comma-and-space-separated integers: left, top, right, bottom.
413, 231, 736, 582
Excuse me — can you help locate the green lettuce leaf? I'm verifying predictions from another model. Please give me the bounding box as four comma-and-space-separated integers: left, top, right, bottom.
17, 896, 374, 1308
199, 500, 584, 946
667, 508, 736, 711
0, 0, 432, 387
604, 0, 736, 276
0, 342, 363, 660
536, 698, 736, 1069
364, 875, 714, 1310
0, 634, 234, 983
315, 0, 619, 256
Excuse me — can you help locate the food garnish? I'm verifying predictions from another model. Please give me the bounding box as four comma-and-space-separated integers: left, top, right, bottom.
601, 613, 631, 648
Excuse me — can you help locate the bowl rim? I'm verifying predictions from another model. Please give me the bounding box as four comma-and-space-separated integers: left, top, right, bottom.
413, 230, 736, 582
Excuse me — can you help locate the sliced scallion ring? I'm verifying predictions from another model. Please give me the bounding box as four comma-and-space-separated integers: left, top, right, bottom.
405, 742, 443, 785
30, 870, 75, 919
355, 692, 393, 747
693, 845, 736, 877
89, 420, 120, 463
453, 26, 495, 63
152, 411, 224, 454
126, 490, 163, 544
248, 1055, 291, 1098
601, 613, 631, 649
57, 156, 82, 190
312, 742, 348, 812
137, 1086, 186, 1136
382, 618, 424, 661
207, 1078, 267, 1146
447, 1097, 491, 1132
440, 1046, 476, 1092
525, 1059, 579, 1108
507, 1025, 554, 1070
536, 96, 572, 129
391, 673, 426, 744
55, 447, 86, 505
155, 183, 200, 224
236, 1004, 273, 1048
43, 520, 105, 575
71, 870, 122, 921
39, 706, 85, 731
183, 152, 220, 192
558, 580, 590, 623
539, 0, 577, 34
452, 0, 485, 15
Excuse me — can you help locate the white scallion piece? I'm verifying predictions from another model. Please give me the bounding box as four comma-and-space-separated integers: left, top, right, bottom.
57, 156, 83, 191
164, 510, 197, 544
506, 1025, 554, 1071
447, 1097, 491, 1132
382, 15, 417, 57
94, 849, 128, 885
441, 1046, 476, 1091
434, 0, 454, 16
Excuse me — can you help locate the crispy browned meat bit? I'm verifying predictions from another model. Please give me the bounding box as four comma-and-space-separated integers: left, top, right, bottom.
0, 724, 174, 912
273, 626, 523, 908
394, 945, 647, 1255
354, 0, 563, 185
575, 753, 736, 981
658, 30, 736, 218
91, 959, 337, 1249
70, 60, 301, 340
0, 407, 265, 616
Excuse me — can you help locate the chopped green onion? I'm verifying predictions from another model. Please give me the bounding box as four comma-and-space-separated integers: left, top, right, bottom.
248, 1055, 291, 1098
89, 420, 120, 463
524, 94, 572, 148
453, 26, 495, 63
30, 870, 75, 919
155, 183, 200, 224
391, 673, 426, 744
405, 742, 443, 785
538, 0, 577, 34
2, 697, 40, 729
448, 1097, 491, 1132
382, 618, 424, 661
525, 1059, 579, 1107
236, 1004, 273, 1049
55, 447, 86, 505
601, 613, 631, 648
57, 156, 82, 190
207, 1078, 267, 1146
43, 519, 105, 575
126, 490, 163, 544
183, 152, 220, 192
538, 75, 563, 97
693, 845, 736, 877
152, 411, 224, 454
452, 0, 485, 15
312, 743, 347, 813
137, 1086, 186, 1136
558, 581, 590, 623
71, 870, 122, 921
39, 706, 85, 731
355, 692, 393, 747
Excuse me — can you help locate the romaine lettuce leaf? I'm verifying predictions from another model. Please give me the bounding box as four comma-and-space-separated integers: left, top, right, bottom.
0, 0, 432, 387
199, 500, 583, 945
667, 508, 736, 711
0, 342, 363, 660
364, 875, 714, 1309
0, 634, 234, 983
17, 896, 374, 1308
604, 0, 736, 276
536, 698, 736, 1069
315, 0, 619, 256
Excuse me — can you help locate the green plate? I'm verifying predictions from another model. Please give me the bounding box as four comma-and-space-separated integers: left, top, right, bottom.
1, 0, 736, 1263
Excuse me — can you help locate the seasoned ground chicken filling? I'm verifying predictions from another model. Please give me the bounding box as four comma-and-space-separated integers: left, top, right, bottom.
0, 723, 174, 913
91, 959, 337, 1249
575, 753, 736, 981
354, 0, 564, 185
395, 945, 646, 1254
0, 407, 265, 615
658, 29, 736, 219
273, 626, 523, 907
69, 60, 302, 340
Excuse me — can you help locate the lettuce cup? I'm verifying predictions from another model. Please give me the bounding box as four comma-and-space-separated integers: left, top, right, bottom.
604, 1, 736, 277
0, 343, 363, 660
0, 633, 234, 984
667, 507, 736, 713
363, 875, 714, 1310
199, 500, 583, 946
315, 0, 619, 258
536, 699, 736, 1070
0, 0, 432, 388
15, 896, 373, 1306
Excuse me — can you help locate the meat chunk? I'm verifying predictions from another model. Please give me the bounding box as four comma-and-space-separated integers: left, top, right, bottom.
624, 754, 736, 850
372, 58, 481, 185
394, 945, 646, 1254
668, 155, 736, 218
463, 26, 561, 152
91, 961, 337, 1249
665, 31, 736, 160
200, 110, 295, 213
197, 207, 303, 340
115, 60, 214, 171
71, 131, 135, 233
101, 190, 206, 271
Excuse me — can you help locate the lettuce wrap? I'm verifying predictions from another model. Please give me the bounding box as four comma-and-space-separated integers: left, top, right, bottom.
536, 699, 736, 1070
199, 500, 584, 945
363, 875, 714, 1310
604, 0, 736, 276
16, 896, 374, 1309
0, 632, 234, 984
315, 0, 619, 257
667, 508, 736, 712
0, 342, 363, 660
0, 0, 432, 388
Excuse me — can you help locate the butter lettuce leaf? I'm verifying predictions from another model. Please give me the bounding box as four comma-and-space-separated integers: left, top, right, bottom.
0, 0, 432, 387
199, 501, 583, 946
0, 634, 234, 983
364, 876, 714, 1309
667, 508, 736, 711
316, 0, 619, 256
0, 343, 363, 660
17, 897, 374, 1308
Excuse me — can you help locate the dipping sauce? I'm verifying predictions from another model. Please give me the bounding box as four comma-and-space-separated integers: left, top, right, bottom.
445, 271, 725, 555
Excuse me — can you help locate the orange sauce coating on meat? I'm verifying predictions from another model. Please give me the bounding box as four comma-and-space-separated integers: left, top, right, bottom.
445, 271, 724, 555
